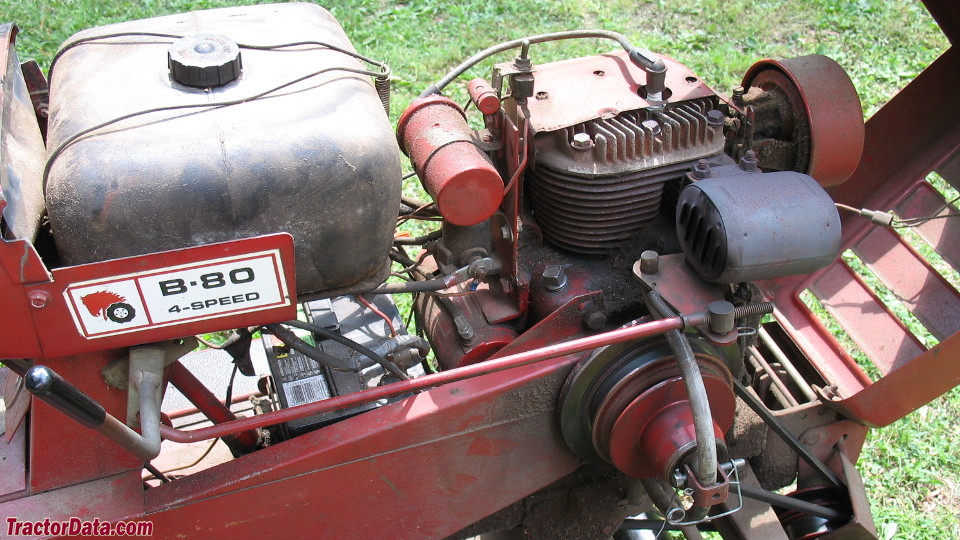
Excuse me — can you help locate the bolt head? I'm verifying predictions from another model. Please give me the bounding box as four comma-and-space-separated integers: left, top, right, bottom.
542, 264, 568, 292
641, 119, 661, 135
571, 132, 594, 150
28, 290, 51, 309
706, 109, 725, 126
708, 300, 736, 334
584, 310, 607, 330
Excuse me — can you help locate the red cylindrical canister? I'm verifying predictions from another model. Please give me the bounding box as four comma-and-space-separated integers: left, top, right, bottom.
397, 96, 504, 226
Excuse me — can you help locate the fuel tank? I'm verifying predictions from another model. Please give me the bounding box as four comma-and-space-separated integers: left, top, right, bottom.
44, 3, 401, 294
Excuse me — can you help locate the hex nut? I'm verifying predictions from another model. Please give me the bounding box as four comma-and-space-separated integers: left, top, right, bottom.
542, 264, 568, 292
692, 159, 711, 179
739, 149, 759, 171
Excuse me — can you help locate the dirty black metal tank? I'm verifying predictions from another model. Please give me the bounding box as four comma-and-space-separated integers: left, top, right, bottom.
45, 3, 401, 294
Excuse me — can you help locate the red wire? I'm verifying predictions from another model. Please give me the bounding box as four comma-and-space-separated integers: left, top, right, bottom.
356, 294, 397, 337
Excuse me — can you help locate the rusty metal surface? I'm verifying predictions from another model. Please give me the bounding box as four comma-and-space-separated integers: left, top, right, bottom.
796, 420, 868, 485
634, 253, 737, 345
558, 334, 732, 477
523, 52, 724, 255
19, 59, 47, 140
742, 55, 864, 187
144, 357, 582, 539
527, 160, 692, 254
759, 40, 960, 429
828, 48, 960, 210
606, 365, 735, 479
416, 280, 519, 369
532, 97, 723, 176
522, 52, 717, 132
0, 471, 144, 525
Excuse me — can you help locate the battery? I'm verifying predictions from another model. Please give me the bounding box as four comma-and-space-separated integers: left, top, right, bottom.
262, 294, 422, 436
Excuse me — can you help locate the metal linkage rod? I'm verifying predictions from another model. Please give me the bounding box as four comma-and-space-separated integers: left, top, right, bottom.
739, 484, 847, 522
733, 381, 844, 491
159, 316, 688, 443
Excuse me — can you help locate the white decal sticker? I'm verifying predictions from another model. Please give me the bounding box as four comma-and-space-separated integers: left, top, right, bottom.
282, 374, 331, 407
65, 250, 290, 338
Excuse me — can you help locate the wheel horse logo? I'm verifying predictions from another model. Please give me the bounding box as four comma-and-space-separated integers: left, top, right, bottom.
80, 291, 137, 324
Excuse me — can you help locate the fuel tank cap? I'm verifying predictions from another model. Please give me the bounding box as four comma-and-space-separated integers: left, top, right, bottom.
168, 34, 242, 87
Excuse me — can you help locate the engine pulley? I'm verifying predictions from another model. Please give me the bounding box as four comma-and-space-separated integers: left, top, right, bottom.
559, 335, 735, 481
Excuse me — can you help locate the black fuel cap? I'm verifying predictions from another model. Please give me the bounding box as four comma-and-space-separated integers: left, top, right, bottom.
168, 34, 242, 87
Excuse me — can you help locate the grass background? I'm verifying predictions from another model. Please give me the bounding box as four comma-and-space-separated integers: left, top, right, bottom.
3, 0, 956, 537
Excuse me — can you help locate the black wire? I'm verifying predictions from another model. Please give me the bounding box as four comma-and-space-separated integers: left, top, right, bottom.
43, 65, 386, 186
235, 40, 389, 74
223, 363, 239, 408
49, 32, 389, 82
144, 462, 170, 483
264, 323, 360, 373
389, 249, 417, 268
49, 32, 184, 78
400, 195, 430, 208
279, 319, 409, 381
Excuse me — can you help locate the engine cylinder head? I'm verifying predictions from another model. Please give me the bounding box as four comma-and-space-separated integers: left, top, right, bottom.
526, 98, 723, 255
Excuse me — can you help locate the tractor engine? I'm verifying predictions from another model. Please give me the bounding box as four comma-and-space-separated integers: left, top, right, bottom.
6, 4, 883, 538
390, 37, 862, 532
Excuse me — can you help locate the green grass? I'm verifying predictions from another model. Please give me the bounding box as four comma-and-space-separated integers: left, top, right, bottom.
4, 0, 957, 537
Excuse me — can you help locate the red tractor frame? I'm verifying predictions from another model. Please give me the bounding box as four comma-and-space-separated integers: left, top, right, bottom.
1, 1, 958, 538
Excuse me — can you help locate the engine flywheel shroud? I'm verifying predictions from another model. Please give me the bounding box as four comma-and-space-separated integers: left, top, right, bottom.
559, 334, 736, 479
